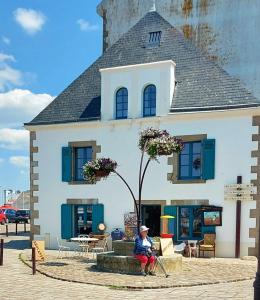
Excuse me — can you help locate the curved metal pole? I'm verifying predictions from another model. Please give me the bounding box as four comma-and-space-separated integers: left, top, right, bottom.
138, 158, 151, 230
112, 171, 139, 220
138, 140, 149, 232
140, 158, 151, 193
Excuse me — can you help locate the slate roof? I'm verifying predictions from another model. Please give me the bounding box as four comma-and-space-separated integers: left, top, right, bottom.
26, 11, 260, 126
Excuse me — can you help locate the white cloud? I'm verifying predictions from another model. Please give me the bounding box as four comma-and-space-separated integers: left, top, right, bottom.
0, 128, 29, 150
9, 156, 29, 168
0, 52, 22, 91
0, 65, 22, 91
77, 19, 98, 32
2, 36, 11, 45
0, 89, 54, 124
13, 8, 46, 35
0, 53, 15, 62
0, 158, 4, 164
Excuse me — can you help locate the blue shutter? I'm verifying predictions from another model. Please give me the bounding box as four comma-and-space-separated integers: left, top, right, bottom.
61, 204, 73, 239
202, 139, 215, 180
163, 205, 177, 241
62, 147, 72, 182
92, 204, 104, 234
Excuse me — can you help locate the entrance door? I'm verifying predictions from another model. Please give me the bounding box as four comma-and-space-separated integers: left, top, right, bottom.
74, 205, 93, 236
141, 205, 161, 237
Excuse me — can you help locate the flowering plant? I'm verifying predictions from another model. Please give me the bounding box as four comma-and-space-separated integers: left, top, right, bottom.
83, 158, 118, 183
139, 127, 184, 158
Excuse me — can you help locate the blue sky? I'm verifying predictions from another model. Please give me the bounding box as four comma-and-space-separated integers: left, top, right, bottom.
0, 0, 102, 197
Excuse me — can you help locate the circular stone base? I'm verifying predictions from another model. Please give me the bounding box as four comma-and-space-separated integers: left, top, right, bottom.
96, 253, 182, 274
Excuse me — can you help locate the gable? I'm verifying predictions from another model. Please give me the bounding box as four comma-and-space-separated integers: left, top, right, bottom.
26, 11, 260, 126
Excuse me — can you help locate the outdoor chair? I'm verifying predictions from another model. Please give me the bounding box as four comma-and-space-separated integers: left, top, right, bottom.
174, 242, 186, 255
57, 237, 70, 259
78, 234, 90, 256
198, 233, 216, 258
92, 236, 109, 258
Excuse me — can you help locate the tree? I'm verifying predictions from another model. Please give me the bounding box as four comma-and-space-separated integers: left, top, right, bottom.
83, 127, 184, 234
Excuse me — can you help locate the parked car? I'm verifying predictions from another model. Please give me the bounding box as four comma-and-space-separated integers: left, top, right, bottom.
0, 209, 7, 224
15, 209, 30, 223
3, 209, 17, 223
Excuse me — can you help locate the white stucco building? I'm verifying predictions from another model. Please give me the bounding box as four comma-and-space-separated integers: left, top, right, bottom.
25, 5, 260, 258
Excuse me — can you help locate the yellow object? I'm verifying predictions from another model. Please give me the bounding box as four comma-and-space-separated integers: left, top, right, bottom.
160, 215, 175, 235
32, 240, 45, 261
160, 215, 175, 219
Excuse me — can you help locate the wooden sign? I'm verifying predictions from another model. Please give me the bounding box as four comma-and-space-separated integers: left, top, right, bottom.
160, 238, 174, 256
224, 183, 256, 201
32, 240, 45, 261
224, 195, 254, 201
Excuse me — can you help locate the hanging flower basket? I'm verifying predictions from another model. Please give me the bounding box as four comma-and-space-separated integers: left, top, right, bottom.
139, 127, 184, 159
83, 158, 117, 183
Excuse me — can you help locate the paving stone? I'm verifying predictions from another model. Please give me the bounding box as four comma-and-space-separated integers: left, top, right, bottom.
0, 225, 255, 299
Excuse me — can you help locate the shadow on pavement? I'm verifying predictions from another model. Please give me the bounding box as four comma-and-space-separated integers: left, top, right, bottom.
3, 239, 30, 250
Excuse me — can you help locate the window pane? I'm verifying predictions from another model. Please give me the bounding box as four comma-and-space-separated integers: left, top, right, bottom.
180, 208, 190, 218
180, 165, 189, 177
193, 142, 201, 154
180, 154, 189, 165
192, 208, 202, 237
116, 88, 128, 120
180, 218, 189, 238
192, 154, 201, 177
143, 85, 156, 117
181, 143, 189, 154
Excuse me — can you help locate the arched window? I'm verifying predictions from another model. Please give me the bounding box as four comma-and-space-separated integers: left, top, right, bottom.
143, 84, 156, 117
116, 88, 128, 119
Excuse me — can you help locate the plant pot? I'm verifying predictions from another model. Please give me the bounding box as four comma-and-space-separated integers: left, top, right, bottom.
94, 170, 110, 177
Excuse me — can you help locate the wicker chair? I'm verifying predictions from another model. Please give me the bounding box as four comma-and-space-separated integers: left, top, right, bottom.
198, 233, 216, 258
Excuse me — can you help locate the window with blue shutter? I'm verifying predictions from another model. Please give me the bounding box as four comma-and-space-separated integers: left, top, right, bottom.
92, 204, 104, 234
163, 205, 177, 241
61, 204, 73, 239
62, 147, 72, 182
202, 139, 215, 180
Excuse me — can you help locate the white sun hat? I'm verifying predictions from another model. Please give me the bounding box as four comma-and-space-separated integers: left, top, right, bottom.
140, 225, 149, 233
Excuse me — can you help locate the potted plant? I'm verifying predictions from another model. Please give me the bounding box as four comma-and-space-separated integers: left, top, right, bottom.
83, 158, 117, 183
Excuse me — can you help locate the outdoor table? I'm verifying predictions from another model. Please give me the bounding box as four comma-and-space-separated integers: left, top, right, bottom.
187, 240, 198, 258
70, 237, 99, 256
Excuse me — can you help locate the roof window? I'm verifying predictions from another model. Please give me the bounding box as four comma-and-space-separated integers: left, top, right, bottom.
148, 31, 162, 46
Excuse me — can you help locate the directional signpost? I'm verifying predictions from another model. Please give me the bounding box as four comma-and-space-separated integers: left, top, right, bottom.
224, 177, 256, 258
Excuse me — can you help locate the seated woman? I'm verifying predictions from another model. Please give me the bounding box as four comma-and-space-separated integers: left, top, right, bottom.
134, 225, 156, 276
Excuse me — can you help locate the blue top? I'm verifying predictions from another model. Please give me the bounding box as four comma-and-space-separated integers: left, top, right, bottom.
133, 235, 154, 255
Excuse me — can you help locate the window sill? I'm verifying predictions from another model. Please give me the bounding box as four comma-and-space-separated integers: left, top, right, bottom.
68, 180, 96, 185
171, 179, 206, 184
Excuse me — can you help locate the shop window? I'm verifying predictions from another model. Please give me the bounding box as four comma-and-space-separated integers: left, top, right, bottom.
143, 84, 156, 117
116, 87, 128, 119
179, 206, 202, 240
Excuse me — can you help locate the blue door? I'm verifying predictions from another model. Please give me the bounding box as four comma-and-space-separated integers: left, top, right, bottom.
178, 206, 202, 240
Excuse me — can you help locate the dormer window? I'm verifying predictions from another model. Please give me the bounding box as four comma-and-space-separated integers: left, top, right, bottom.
143, 84, 156, 117
148, 31, 162, 47
116, 87, 128, 119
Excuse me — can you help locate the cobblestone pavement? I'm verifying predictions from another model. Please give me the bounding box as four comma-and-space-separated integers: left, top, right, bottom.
0, 225, 256, 299
21, 250, 257, 289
